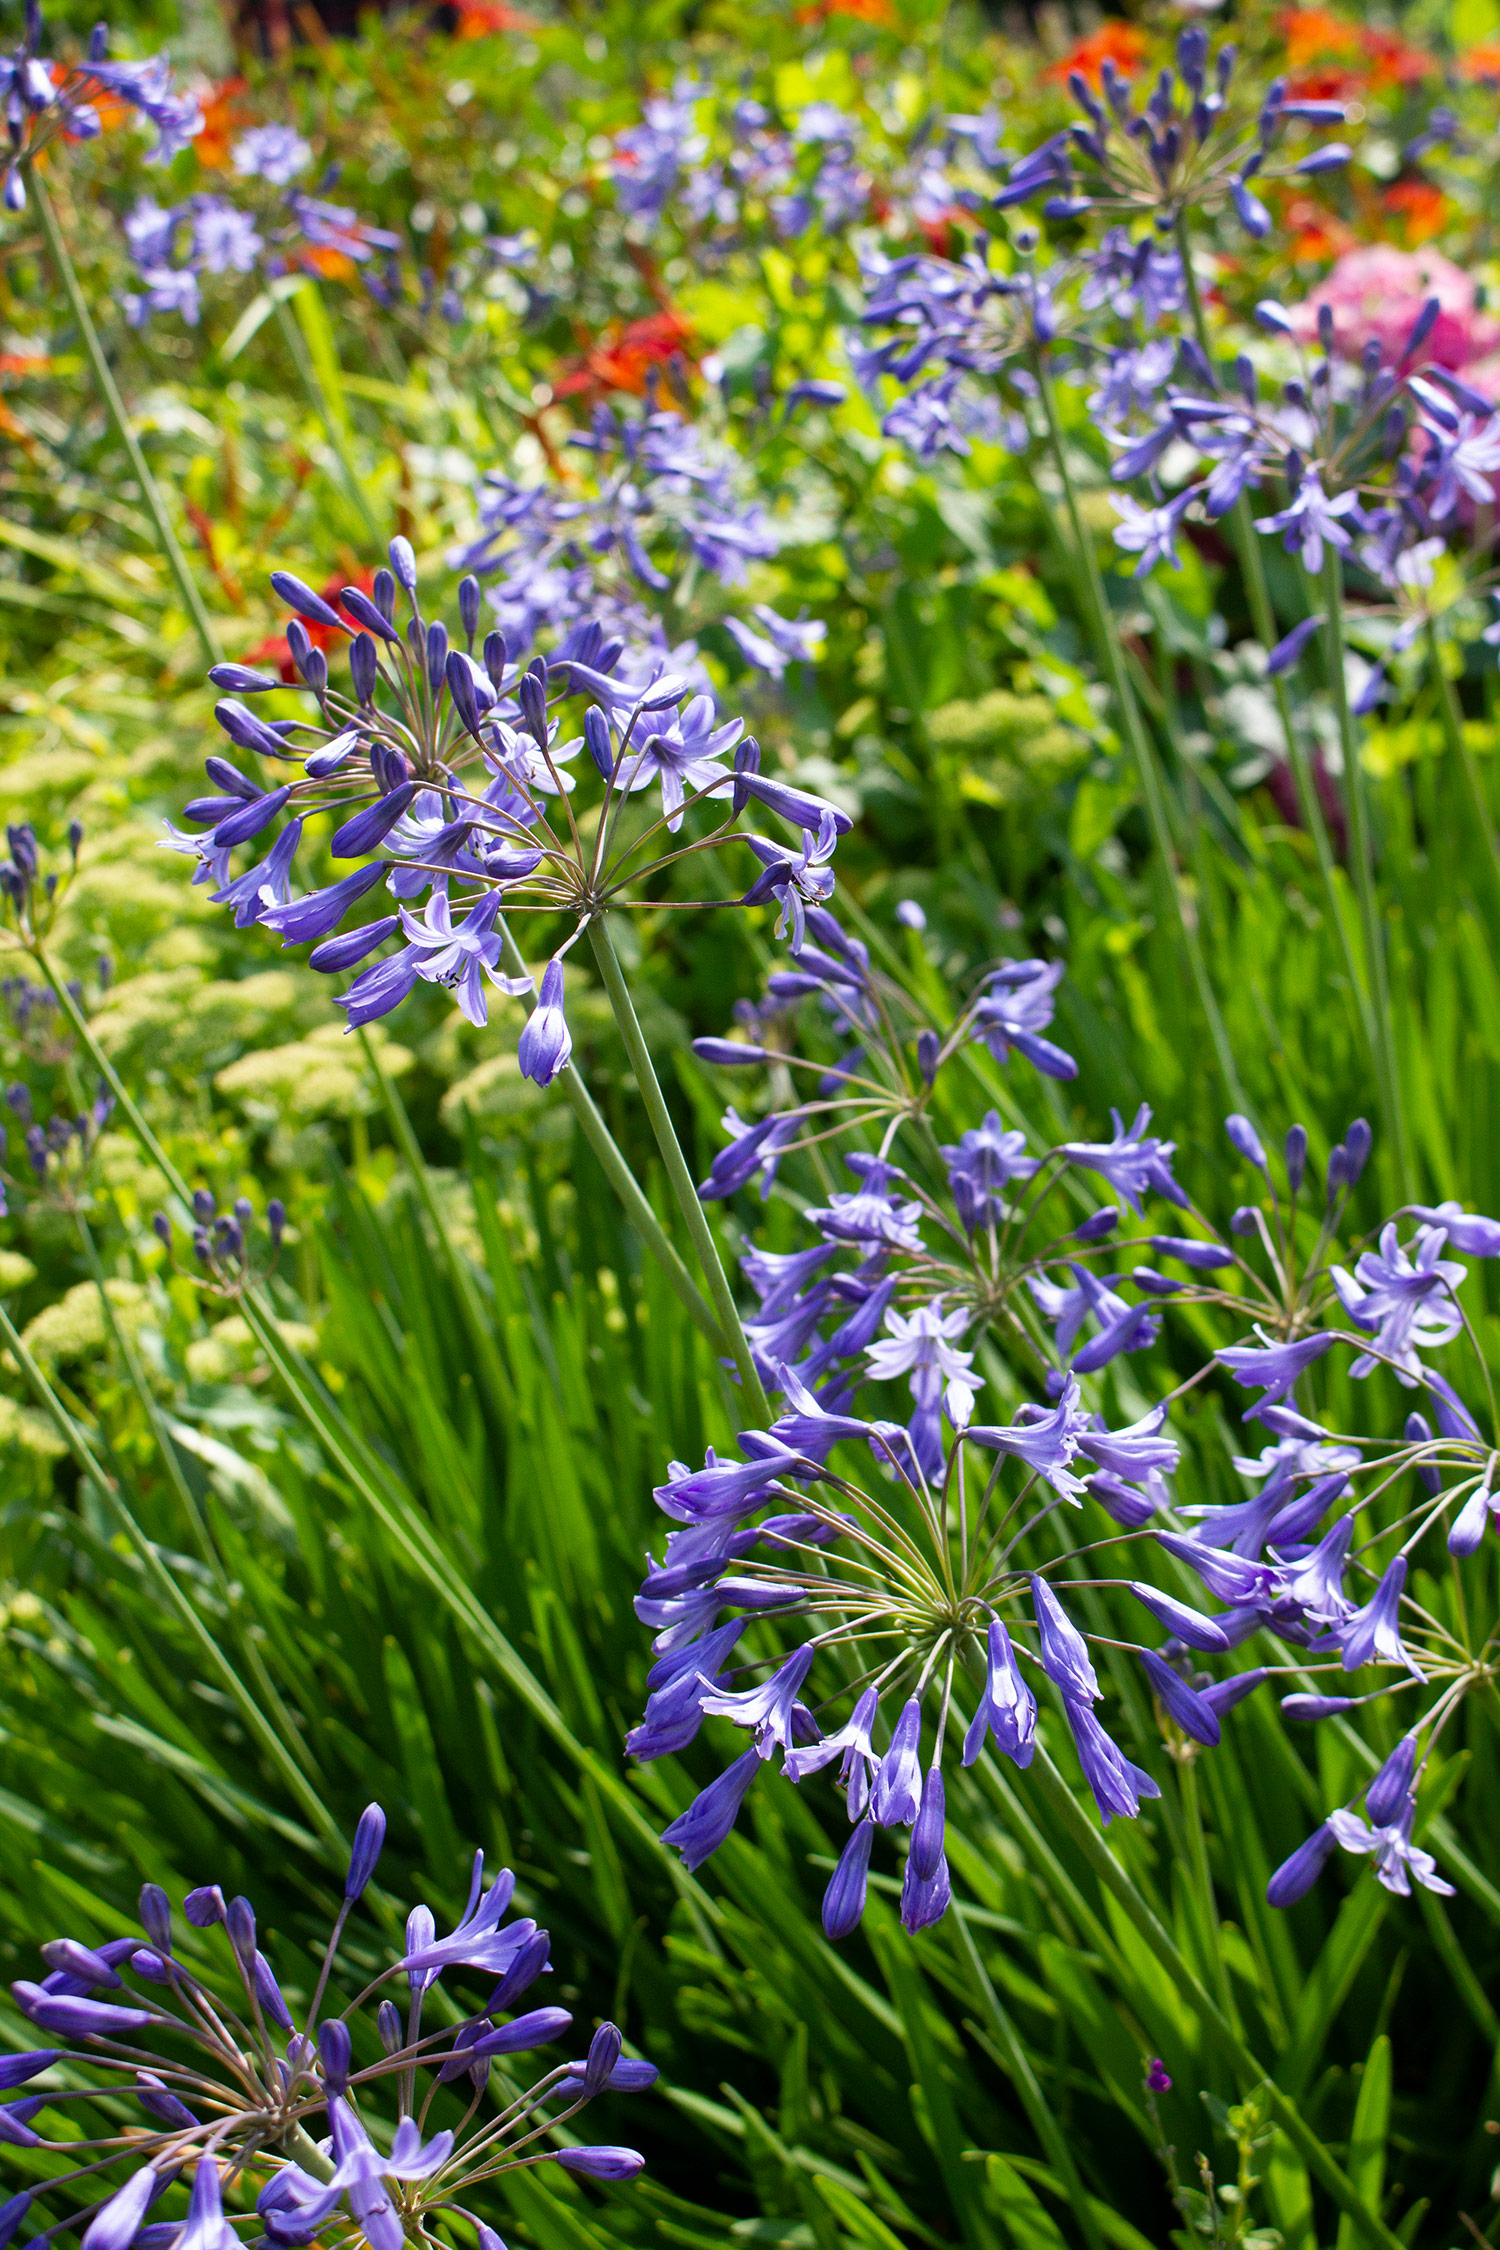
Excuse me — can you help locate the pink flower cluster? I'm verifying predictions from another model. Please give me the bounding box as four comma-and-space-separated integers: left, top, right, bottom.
1290, 246, 1500, 396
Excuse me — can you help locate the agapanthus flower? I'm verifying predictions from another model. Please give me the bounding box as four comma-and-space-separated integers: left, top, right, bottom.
633, 1380, 1208, 1935
175, 542, 846, 1074
452, 402, 805, 674
0, 1810, 652, 2250
0, 10, 202, 192
232, 123, 313, 184
997, 26, 1350, 234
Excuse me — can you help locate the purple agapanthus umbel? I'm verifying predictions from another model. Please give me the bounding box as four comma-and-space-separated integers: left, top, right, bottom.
631, 1361, 1216, 1937
172, 540, 849, 1083
2, 1809, 653, 2250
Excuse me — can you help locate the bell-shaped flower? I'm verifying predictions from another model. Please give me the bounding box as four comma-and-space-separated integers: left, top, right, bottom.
699, 1644, 815, 1759
962, 1619, 1037, 1769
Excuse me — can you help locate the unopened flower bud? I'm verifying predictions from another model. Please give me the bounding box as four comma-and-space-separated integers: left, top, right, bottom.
138, 1885, 171, 1955
345, 1803, 386, 1901
458, 575, 480, 645
317, 2018, 351, 2094
581, 2022, 623, 2098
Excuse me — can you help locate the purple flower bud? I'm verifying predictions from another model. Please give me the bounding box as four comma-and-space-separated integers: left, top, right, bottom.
213, 787, 293, 850
485, 1931, 550, 2013
331, 783, 418, 858
1281, 1693, 1354, 1721
1266, 1820, 1337, 1906
1148, 1235, 1233, 1269
373, 567, 397, 621
1137, 1649, 1221, 1746
287, 620, 327, 693
39, 1939, 122, 1988
349, 633, 379, 706
895, 897, 925, 931
1200, 1670, 1267, 1717
1225, 1113, 1267, 1169
1365, 1737, 1417, 1827
204, 756, 261, 803
1266, 615, 1325, 676
581, 2022, 624, 2097
426, 621, 449, 694
1230, 1205, 1259, 1235
340, 587, 402, 644
872, 1698, 922, 1827
225, 1895, 256, 1973
1448, 1483, 1491, 1557
81, 2166, 159, 2250
483, 631, 508, 690
1072, 1207, 1120, 1243
473, 2006, 573, 2056
345, 1803, 385, 1900
517, 959, 572, 1087
135, 2074, 195, 2130
457, 575, 481, 645
584, 705, 614, 779
12, 1983, 150, 2037
1343, 1118, 1372, 1183
1128, 1586, 1229, 1651
822, 1820, 874, 1940
318, 2019, 351, 2094
909, 1767, 945, 1882
309, 918, 400, 974
388, 537, 418, 595
377, 1999, 403, 2054
556, 2148, 645, 2181
736, 770, 852, 835
916, 1029, 939, 1085
184, 1885, 225, 1928
270, 572, 345, 632
207, 664, 281, 694
252, 1951, 292, 2030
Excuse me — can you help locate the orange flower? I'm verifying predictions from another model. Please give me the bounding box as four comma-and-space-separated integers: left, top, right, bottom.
551, 309, 695, 405
194, 75, 249, 170
249, 568, 378, 681
1358, 27, 1434, 87
1382, 179, 1451, 245
1276, 189, 1356, 265
1279, 8, 1434, 89
0, 353, 51, 376
796, 0, 898, 24
453, 0, 540, 35
295, 244, 358, 283
1279, 9, 1359, 69
1042, 21, 1147, 87
1460, 37, 1500, 80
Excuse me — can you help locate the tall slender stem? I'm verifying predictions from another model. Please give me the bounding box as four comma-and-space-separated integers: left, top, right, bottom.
1320, 555, 1411, 1193
74, 1208, 321, 1806
27, 942, 722, 1926
587, 915, 770, 1423
272, 287, 383, 546
1426, 619, 1500, 924
1177, 1755, 1235, 2026
21, 162, 221, 669
951, 1901, 1109, 2250
1028, 1744, 1403, 2250
493, 916, 724, 1348
1173, 219, 1376, 1069
1033, 362, 1246, 1111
